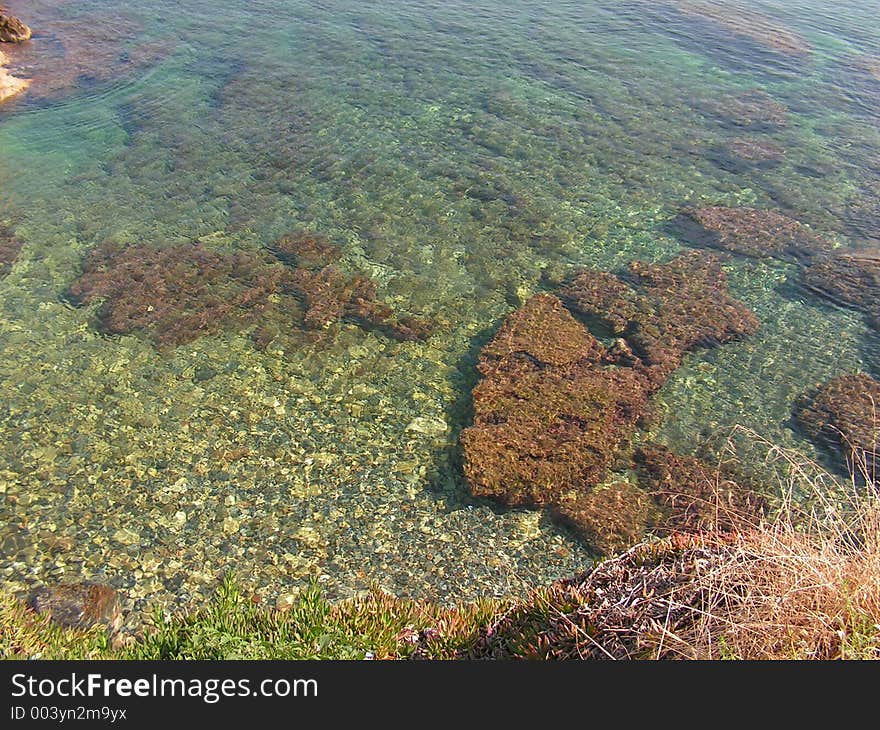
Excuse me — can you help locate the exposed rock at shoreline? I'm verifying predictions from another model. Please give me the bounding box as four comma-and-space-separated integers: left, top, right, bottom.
28, 582, 121, 632
0, 9, 31, 42
795, 372, 880, 479
0, 7, 172, 102
0, 48, 29, 103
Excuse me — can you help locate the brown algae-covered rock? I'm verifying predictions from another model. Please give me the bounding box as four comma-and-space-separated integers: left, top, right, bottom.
636, 444, 768, 534
0, 223, 23, 278
707, 89, 788, 130
460, 294, 654, 508
671, 206, 832, 262
28, 582, 121, 631
461, 255, 760, 550
801, 248, 880, 330
795, 373, 880, 478
66, 242, 289, 347
550, 481, 656, 556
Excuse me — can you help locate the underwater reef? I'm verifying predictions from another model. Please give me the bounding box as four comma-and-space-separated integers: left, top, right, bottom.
0, 223, 22, 279
795, 372, 880, 480
66, 234, 432, 348
459, 292, 654, 510
672, 205, 880, 333
671, 205, 832, 262
272, 232, 433, 343
461, 251, 760, 553
66, 241, 291, 348
635, 444, 767, 535
705, 89, 789, 130
802, 248, 880, 331
663, 1, 811, 57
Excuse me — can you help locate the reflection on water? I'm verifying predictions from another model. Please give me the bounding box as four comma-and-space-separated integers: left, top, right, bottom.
1, 0, 879, 627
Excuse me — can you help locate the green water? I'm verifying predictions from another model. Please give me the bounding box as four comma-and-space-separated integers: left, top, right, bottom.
1, 0, 879, 625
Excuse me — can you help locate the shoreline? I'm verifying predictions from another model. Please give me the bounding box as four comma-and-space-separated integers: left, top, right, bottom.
0, 48, 29, 103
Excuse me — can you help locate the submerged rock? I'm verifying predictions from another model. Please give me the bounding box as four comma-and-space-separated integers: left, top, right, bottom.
801, 248, 880, 330
67, 235, 432, 348
28, 582, 121, 632
66, 242, 290, 348
562, 250, 760, 384
795, 373, 880, 479
0, 223, 22, 278
666, 1, 810, 57
671, 205, 832, 262
550, 482, 655, 556
706, 89, 788, 130
461, 257, 760, 552
460, 293, 654, 510
0, 10, 31, 43
271, 232, 433, 342
636, 444, 768, 534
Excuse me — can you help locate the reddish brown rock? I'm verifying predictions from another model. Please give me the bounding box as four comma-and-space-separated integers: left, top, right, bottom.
795, 373, 880, 479
668, 1, 811, 57
802, 248, 880, 330
625, 251, 760, 381
707, 89, 788, 130
563, 251, 759, 383
559, 268, 640, 336
268, 231, 342, 269
66, 242, 289, 347
68, 236, 432, 347
550, 481, 655, 556
0, 223, 22, 279
672, 206, 832, 262
723, 137, 786, 165
0, 9, 30, 42
274, 233, 433, 342
460, 294, 654, 509
0, 8, 171, 102
462, 254, 760, 550
28, 582, 121, 631
636, 444, 768, 534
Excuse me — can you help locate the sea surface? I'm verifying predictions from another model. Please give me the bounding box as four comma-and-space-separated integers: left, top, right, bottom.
1, 0, 878, 628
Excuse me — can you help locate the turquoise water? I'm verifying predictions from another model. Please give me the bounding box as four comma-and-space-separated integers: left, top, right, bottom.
1, 0, 878, 626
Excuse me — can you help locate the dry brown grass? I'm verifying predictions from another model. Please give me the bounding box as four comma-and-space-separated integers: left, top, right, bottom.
664, 427, 880, 659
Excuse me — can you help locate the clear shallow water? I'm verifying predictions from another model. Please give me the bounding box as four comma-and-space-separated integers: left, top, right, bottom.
1, 0, 878, 626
